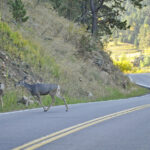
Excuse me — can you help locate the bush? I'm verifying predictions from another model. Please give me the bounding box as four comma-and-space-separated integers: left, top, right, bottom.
8, 0, 29, 23
114, 60, 133, 72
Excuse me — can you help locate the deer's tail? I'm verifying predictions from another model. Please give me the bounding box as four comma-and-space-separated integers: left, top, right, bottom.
56, 85, 61, 97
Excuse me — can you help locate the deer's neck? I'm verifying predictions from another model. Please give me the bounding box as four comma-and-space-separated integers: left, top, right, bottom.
23, 82, 32, 92
0, 84, 4, 90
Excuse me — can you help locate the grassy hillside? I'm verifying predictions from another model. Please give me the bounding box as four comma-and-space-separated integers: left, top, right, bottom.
107, 42, 140, 57
0, 0, 149, 112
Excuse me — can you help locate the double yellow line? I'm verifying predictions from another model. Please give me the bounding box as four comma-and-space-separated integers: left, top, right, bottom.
13, 104, 150, 150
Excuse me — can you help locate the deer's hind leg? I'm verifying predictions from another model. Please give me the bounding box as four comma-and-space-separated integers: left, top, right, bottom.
55, 86, 68, 111
56, 95, 68, 112
0, 96, 3, 108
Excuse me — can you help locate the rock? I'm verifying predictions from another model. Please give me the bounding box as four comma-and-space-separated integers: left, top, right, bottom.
1, 62, 6, 70
94, 58, 103, 67
79, 78, 82, 82
87, 91, 93, 97
17, 96, 34, 107
0, 51, 7, 61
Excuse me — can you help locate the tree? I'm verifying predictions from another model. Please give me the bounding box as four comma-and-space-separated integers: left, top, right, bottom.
8, 0, 29, 23
88, 0, 144, 36
134, 38, 139, 48
48, 0, 145, 37
113, 0, 150, 48
144, 16, 150, 25
138, 24, 150, 49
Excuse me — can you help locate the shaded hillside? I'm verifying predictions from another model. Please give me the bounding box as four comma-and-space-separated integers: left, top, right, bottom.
0, 0, 146, 112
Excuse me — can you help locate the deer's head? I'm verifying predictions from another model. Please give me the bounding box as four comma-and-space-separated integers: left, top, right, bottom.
0, 83, 5, 90
15, 76, 27, 87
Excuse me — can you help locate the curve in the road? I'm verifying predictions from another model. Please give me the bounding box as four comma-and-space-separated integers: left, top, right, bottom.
13, 104, 150, 150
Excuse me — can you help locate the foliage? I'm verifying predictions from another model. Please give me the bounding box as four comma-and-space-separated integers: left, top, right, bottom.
138, 24, 150, 49
115, 0, 150, 49
8, 0, 29, 23
140, 56, 150, 67
114, 59, 133, 73
112, 54, 134, 73
47, 0, 144, 37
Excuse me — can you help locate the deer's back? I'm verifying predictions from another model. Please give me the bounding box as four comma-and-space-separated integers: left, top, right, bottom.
31, 83, 58, 95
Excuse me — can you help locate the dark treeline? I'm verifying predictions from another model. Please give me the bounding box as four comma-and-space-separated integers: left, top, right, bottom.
46, 0, 144, 38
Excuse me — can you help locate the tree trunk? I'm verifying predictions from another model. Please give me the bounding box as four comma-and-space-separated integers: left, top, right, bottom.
90, 0, 97, 35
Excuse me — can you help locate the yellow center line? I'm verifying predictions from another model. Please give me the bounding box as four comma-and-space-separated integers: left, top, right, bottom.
13, 104, 150, 150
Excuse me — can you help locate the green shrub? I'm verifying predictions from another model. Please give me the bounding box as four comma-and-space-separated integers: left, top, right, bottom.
8, 0, 29, 23
112, 55, 133, 73
114, 60, 133, 72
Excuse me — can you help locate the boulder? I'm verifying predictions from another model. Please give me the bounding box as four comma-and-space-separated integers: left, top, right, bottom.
17, 96, 34, 107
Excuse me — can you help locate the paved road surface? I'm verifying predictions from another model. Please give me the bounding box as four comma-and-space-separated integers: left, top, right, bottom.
0, 73, 150, 150
128, 73, 150, 88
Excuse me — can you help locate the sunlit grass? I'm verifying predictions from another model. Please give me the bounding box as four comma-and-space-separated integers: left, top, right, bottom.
106, 41, 150, 73
107, 42, 140, 53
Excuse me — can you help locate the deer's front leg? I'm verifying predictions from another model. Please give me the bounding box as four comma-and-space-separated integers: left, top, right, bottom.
36, 95, 47, 112
45, 95, 56, 112
0, 96, 3, 108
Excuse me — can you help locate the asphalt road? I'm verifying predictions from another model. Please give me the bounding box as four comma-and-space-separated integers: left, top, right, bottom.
128, 73, 150, 88
0, 73, 150, 150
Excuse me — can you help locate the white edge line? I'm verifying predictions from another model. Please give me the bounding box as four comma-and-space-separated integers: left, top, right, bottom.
0, 108, 42, 115
128, 76, 134, 83
0, 104, 71, 115
128, 75, 150, 89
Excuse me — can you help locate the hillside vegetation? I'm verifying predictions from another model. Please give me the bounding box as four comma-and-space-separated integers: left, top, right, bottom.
0, 0, 148, 112
106, 42, 150, 73
107, 0, 150, 73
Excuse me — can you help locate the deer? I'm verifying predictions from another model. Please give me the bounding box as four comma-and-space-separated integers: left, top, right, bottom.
0, 82, 5, 108
15, 77, 68, 112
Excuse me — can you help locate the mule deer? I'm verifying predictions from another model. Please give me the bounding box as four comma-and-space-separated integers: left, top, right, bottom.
0, 83, 4, 108
15, 77, 68, 112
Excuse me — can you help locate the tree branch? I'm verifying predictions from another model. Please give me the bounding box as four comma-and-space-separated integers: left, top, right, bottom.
96, 0, 105, 12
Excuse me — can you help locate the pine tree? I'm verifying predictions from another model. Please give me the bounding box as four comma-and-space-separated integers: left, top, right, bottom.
48, 0, 144, 37
8, 0, 29, 23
